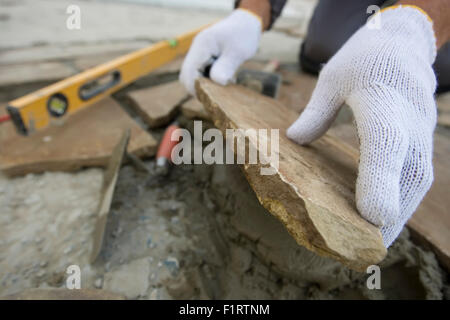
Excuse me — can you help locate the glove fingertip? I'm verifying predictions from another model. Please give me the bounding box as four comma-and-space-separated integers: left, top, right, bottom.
286, 116, 317, 146
210, 67, 233, 86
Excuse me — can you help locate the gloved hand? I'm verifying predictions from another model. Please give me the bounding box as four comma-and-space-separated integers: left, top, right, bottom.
179, 9, 262, 95
287, 6, 438, 247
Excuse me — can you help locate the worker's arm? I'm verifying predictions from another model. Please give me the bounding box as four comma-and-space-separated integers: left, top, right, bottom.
180, 0, 287, 95
287, 2, 450, 247
236, 0, 287, 30
237, 0, 271, 30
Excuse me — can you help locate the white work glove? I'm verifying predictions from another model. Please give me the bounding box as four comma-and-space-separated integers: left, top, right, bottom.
287, 6, 438, 247
180, 9, 262, 95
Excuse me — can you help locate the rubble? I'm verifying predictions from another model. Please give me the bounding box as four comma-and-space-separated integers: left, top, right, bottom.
103, 258, 151, 299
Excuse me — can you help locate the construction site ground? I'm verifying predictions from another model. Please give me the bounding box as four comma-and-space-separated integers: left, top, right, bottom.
0, 0, 449, 299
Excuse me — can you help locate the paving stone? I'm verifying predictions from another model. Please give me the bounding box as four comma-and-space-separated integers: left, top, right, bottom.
127, 81, 188, 128
0, 97, 157, 176
197, 78, 387, 272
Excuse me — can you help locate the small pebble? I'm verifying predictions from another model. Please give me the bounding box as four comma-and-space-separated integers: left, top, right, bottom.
36, 270, 46, 278
94, 278, 103, 288
164, 256, 179, 275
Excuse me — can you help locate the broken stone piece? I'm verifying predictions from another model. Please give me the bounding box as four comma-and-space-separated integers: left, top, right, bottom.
196, 79, 387, 272
90, 129, 130, 263
127, 81, 188, 128
0, 97, 157, 176
409, 132, 450, 271
181, 98, 210, 120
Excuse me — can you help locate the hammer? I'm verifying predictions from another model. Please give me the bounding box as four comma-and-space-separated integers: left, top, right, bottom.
201, 58, 282, 98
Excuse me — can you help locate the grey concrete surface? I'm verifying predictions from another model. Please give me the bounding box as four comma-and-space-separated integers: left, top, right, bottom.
0, 0, 316, 67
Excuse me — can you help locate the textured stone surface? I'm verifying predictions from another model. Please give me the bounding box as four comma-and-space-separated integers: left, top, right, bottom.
181, 98, 210, 120
127, 81, 188, 128
0, 97, 157, 176
196, 79, 386, 271
407, 130, 450, 270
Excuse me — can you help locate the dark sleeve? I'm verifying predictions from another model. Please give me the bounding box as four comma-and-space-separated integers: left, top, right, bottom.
234, 0, 288, 30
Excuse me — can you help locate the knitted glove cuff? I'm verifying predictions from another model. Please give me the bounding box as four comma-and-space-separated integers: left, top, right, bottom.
377, 5, 437, 63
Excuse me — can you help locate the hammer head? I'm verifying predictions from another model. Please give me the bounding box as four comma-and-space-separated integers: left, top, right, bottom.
200, 57, 282, 98
236, 69, 282, 98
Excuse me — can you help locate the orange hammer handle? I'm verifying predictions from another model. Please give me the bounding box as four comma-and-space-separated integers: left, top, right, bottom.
0, 114, 11, 123
156, 124, 180, 163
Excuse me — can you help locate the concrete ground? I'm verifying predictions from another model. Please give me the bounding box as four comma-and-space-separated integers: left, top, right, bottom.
0, 0, 449, 300
0, 0, 315, 64
0, 0, 315, 101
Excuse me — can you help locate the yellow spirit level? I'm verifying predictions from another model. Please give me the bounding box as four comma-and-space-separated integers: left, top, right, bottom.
6, 25, 208, 135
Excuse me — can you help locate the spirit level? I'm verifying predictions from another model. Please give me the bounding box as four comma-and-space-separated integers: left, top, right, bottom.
6, 25, 208, 135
